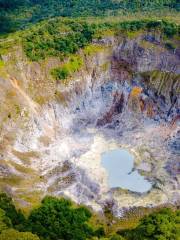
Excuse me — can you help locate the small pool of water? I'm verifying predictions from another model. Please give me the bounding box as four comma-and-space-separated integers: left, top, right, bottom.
101, 149, 152, 193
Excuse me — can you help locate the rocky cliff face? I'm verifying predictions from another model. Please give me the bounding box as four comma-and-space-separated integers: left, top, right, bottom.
0, 32, 179, 214
114, 33, 180, 104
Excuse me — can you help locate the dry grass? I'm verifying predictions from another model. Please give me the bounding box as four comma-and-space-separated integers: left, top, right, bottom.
12, 150, 40, 164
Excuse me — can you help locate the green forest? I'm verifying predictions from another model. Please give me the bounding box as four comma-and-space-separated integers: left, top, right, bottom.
0, 0, 179, 34
0, 192, 179, 240
23, 18, 179, 61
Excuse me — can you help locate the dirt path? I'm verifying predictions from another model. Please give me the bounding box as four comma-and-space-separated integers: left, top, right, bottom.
8, 75, 39, 115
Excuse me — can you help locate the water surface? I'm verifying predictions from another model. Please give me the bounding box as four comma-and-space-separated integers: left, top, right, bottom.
101, 149, 151, 193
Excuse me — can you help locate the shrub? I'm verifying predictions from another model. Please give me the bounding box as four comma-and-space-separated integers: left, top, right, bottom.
165, 42, 176, 50
51, 67, 69, 80
51, 55, 83, 81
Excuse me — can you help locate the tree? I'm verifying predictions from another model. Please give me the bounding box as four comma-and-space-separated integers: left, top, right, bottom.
0, 0, 179, 34
0, 209, 11, 233
0, 229, 40, 240
0, 0, 26, 10
121, 208, 180, 240
0, 193, 25, 227
0, 14, 16, 34
25, 196, 95, 240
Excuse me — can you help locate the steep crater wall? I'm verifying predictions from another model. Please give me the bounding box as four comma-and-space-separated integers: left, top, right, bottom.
0, 33, 179, 214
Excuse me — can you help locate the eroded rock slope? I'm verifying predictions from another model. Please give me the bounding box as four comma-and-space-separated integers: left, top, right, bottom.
0, 32, 179, 214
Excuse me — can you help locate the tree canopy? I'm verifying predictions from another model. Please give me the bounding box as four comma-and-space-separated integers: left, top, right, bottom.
0, 229, 40, 240
24, 196, 95, 240
120, 208, 180, 240
0, 209, 11, 233
0, 0, 179, 34
0, 193, 25, 227
0, 192, 179, 240
23, 20, 95, 61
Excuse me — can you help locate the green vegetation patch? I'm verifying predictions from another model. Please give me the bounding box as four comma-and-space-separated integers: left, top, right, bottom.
120, 208, 180, 240
51, 55, 84, 81
0, 0, 179, 34
117, 20, 179, 38
0, 193, 25, 227
25, 196, 96, 240
0, 60, 4, 67
23, 20, 95, 61
22, 18, 179, 63
0, 229, 40, 240
83, 44, 105, 56
165, 41, 176, 50
0, 192, 179, 240
0, 208, 11, 233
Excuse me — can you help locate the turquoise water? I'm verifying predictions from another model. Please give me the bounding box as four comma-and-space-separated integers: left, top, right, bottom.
101, 149, 152, 193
